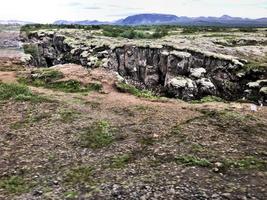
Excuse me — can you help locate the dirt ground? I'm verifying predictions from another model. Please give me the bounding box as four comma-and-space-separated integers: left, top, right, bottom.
0, 61, 266, 200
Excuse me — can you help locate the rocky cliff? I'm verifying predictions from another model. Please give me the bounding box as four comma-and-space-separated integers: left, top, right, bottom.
22, 30, 267, 102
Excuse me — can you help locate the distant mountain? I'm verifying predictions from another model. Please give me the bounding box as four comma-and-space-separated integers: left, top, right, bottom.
119, 14, 179, 25
0, 20, 33, 25
54, 20, 110, 25
54, 14, 267, 27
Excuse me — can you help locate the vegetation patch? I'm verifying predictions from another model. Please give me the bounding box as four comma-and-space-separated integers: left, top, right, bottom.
59, 109, 81, 123
23, 43, 39, 59
0, 176, 30, 194
116, 82, 158, 100
138, 135, 156, 146
79, 120, 115, 149
10, 112, 51, 129
190, 95, 225, 104
65, 166, 94, 186
175, 155, 211, 167
19, 68, 102, 93
102, 26, 168, 39
0, 82, 48, 103
109, 154, 133, 169
223, 157, 267, 170
64, 191, 79, 199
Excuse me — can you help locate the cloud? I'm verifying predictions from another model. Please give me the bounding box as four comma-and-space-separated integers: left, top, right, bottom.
0, 0, 266, 23
83, 6, 101, 10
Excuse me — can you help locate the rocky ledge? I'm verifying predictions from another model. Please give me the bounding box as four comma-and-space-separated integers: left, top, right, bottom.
21, 30, 267, 103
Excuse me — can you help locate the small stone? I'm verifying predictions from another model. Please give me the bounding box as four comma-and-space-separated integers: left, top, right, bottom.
33, 190, 43, 196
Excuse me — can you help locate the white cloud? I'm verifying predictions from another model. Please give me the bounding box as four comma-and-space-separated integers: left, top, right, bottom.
0, 0, 266, 23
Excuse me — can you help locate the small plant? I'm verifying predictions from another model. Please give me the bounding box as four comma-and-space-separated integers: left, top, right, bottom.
80, 120, 115, 149
65, 166, 94, 185
175, 155, 211, 167
65, 191, 78, 199
171, 125, 182, 135
116, 82, 158, 99
110, 154, 132, 168
0, 176, 29, 194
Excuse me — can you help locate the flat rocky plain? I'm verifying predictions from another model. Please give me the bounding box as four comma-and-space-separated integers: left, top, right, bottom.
0, 26, 266, 200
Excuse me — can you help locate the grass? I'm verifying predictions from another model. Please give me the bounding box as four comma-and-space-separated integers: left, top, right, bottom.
19, 68, 102, 93
65, 166, 94, 185
0, 82, 48, 103
0, 176, 30, 194
175, 155, 211, 167
138, 135, 156, 146
190, 96, 224, 104
116, 82, 158, 100
110, 154, 132, 169
10, 112, 51, 129
80, 120, 115, 149
223, 157, 267, 170
64, 191, 78, 199
23, 43, 39, 59
59, 109, 81, 123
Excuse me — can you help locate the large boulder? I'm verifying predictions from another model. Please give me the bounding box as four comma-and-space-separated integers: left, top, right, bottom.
166, 76, 197, 100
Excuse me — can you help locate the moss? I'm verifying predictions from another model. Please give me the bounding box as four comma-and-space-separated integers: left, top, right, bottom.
23, 43, 39, 59
116, 82, 158, 100
80, 120, 115, 149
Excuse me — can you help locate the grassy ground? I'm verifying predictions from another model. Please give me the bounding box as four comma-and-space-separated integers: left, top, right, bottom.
0, 63, 267, 200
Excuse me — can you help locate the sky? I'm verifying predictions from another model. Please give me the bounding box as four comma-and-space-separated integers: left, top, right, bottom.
0, 0, 266, 23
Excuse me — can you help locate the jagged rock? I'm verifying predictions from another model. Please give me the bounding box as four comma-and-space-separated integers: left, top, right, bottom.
190, 68, 206, 78
22, 30, 266, 102
196, 78, 216, 95
260, 87, 267, 95
247, 81, 260, 88
166, 77, 197, 100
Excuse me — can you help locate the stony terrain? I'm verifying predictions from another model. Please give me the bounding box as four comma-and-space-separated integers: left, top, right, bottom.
0, 26, 266, 200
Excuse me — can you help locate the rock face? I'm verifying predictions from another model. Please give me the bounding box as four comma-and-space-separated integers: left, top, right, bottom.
108, 45, 248, 100
22, 30, 267, 102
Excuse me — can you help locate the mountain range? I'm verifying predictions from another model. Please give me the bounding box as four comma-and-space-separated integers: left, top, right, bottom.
2, 14, 267, 26
54, 14, 267, 26
0, 20, 34, 25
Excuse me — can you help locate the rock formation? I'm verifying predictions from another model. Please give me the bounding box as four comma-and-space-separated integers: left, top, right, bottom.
21, 30, 267, 103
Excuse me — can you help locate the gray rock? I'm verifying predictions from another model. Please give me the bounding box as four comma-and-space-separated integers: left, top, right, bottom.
196, 78, 216, 95
190, 68, 206, 78
247, 82, 260, 88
